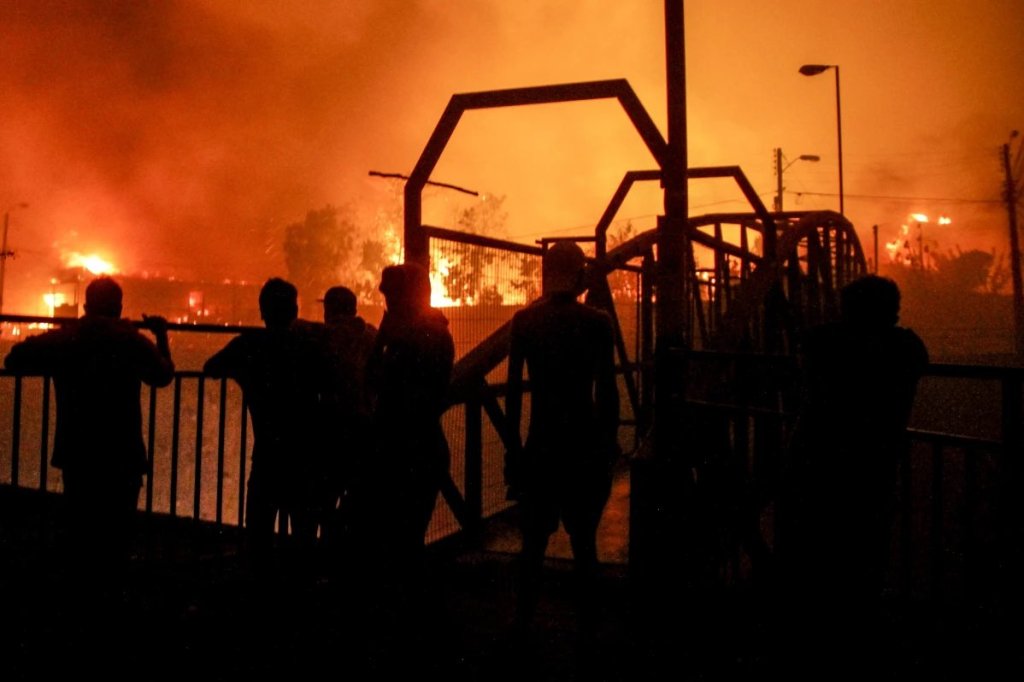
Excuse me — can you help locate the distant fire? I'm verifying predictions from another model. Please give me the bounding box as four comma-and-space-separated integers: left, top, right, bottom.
42, 292, 66, 314
430, 256, 458, 308
65, 252, 117, 275
885, 224, 911, 265
884, 214, 952, 270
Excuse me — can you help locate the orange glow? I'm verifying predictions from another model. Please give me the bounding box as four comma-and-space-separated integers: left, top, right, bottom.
884, 224, 912, 265
66, 252, 117, 276
42, 292, 66, 314
910, 213, 929, 223
430, 256, 458, 308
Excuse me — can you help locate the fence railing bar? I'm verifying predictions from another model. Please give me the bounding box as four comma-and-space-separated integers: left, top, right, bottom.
238, 396, 248, 536
39, 377, 50, 493
11, 375, 22, 487
170, 376, 182, 518
146, 385, 157, 514
216, 378, 227, 526
194, 376, 205, 523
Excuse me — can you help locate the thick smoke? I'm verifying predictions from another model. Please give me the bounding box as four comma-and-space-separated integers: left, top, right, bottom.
1, 1, 1021, 313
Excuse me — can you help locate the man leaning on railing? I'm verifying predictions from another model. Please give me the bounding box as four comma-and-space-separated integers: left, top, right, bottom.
3, 275, 174, 604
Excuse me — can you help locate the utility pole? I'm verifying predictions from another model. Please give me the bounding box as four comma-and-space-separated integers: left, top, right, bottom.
0, 204, 29, 317
1003, 134, 1024, 358
0, 212, 12, 316
774, 148, 783, 212
773, 149, 818, 213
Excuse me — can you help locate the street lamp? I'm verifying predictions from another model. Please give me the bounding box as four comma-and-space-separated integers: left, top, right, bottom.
0, 202, 29, 317
774, 148, 820, 211
799, 63, 844, 216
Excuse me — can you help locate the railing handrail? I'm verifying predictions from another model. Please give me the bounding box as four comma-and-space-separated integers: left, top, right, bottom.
0, 313, 260, 334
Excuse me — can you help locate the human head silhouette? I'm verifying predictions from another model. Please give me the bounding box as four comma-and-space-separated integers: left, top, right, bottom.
840, 275, 901, 328
259, 278, 299, 329
379, 263, 431, 315
543, 240, 586, 296
320, 286, 357, 324
83, 277, 123, 318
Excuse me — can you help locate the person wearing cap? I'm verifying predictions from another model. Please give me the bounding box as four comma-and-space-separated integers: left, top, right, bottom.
4, 276, 174, 597
504, 240, 620, 637
315, 285, 377, 551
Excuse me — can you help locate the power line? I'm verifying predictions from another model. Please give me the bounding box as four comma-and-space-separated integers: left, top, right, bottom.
792, 191, 1000, 205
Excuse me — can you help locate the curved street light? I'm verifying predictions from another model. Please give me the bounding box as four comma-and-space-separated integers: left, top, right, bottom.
774, 149, 820, 211
799, 64, 844, 216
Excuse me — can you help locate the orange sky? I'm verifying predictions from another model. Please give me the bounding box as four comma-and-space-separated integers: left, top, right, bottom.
1, 0, 1022, 314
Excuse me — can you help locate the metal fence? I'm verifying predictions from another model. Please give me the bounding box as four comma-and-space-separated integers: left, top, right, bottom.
677, 350, 1024, 599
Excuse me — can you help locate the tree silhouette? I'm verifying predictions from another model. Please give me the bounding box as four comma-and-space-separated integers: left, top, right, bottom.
284, 205, 356, 303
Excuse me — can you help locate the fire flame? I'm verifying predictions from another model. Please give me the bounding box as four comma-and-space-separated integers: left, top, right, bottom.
66, 252, 117, 275
43, 292, 66, 312
430, 256, 458, 308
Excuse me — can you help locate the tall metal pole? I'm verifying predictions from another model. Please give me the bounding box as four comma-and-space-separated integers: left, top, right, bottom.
658, 0, 688, 344
632, 0, 690, 592
775, 148, 784, 212
0, 211, 9, 316
799, 64, 843, 215
1003, 140, 1024, 358
654, 0, 688, 465
835, 66, 844, 216
0, 203, 27, 318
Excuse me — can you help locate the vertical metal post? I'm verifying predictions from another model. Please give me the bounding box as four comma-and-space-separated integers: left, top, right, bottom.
146, 385, 157, 513
775, 148, 783, 212
632, 0, 692, 592
170, 376, 182, 517
11, 376, 22, 487
0, 212, 9, 317
238, 398, 248, 532
194, 376, 205, 523
655, 0, 690, 461
216, 378, 227, 526
39, 377, 50, 492
834, 66, 844, 216
1003, 142, 1024, 359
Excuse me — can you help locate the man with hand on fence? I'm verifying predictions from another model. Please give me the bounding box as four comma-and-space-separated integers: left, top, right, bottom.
203, 277, 330, 580
4, 276, 174, 600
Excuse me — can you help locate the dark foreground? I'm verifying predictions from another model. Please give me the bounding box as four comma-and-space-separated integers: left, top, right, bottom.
2, 486, 1021, 681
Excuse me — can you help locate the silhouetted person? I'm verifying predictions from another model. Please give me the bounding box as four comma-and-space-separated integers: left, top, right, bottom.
505, 241, 620, 639
777, 274, 928, 666
204, 278, 328, 577
3, 276, 173, 599
357, 263, 454, 566
342, 263, 452, 669
316, 285, 377, 551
